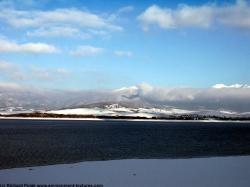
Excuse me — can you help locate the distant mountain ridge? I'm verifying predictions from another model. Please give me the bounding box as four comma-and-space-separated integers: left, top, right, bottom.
1, 84, 250, 118
48, 102, 250, 119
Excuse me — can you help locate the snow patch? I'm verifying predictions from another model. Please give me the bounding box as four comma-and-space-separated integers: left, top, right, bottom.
1, 156, 250, 187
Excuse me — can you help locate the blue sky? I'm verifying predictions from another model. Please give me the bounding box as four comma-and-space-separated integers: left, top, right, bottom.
0, 0, 250, 90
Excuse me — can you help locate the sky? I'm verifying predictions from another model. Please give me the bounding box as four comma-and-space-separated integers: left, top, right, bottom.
0, 0, 250, 90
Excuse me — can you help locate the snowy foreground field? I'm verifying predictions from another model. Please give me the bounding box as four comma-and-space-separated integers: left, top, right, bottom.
1, 156, 250, 187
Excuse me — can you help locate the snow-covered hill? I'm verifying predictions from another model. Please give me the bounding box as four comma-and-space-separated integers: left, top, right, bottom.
1, 84, 250, 118
48, 103, 250, 119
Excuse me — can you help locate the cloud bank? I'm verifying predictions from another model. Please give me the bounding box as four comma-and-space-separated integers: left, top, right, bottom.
0, 83, 250, 113
116, 83, 250, 112
212, 83, 250, 89
138, 0, 250, 31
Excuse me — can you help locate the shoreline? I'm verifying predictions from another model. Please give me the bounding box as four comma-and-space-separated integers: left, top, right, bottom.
1, 116, 250, 123
1, 154, 250, 171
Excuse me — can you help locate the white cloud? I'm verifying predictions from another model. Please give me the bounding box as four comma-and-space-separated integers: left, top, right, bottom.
138, 4, 213, 30
27, 26, 91, 39
212, 83, 250, 89
0, 0, 41, 9
0, 8, 121, 29
88, 29, 109, 36
138, 0, 250, 31
0, 39, 59, 54
0, 60, 25, 80
70, 45, 103, 57
0, 8, 123, 39
138, 5, 175, 30
117, 6, 134, 14
116, 83, 250, 112
55, 68, 69, 75
0, 82, 22, 89
114, 50, 132, 57
114, 85, 138, 94
0, 60, 13, 69
28, 66, 70, 81
0, 60, 69, 81
217, 0, 250, 29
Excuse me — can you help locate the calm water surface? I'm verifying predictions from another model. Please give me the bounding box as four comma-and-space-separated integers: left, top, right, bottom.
0, 119, 250, 169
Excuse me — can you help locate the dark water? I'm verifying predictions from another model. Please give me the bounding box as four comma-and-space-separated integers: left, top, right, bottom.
0, 119, 250, 169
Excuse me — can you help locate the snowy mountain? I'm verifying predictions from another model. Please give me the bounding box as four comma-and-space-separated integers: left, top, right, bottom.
48, 103, 250, 119
1, 84, 250, 118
